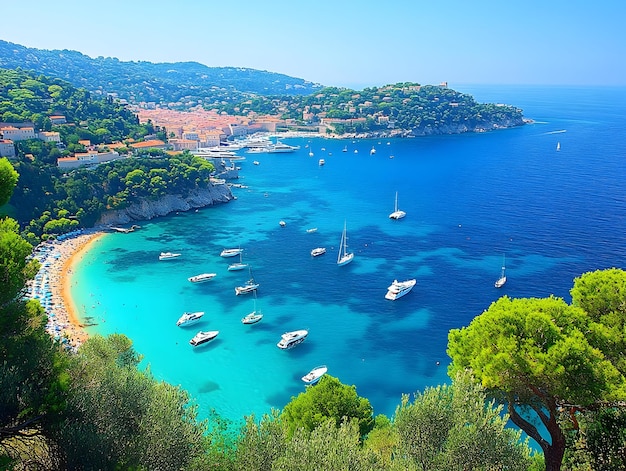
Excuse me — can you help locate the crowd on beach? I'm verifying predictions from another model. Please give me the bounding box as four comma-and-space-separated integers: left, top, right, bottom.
24, 228, 104, 351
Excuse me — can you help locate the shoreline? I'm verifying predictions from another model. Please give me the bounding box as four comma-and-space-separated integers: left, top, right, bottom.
29, 230, 107, 350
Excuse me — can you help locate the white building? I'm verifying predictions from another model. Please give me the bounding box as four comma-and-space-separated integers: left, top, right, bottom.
57, 150, 122, 170
0, 126, 36, 141
0, 139, 16, 158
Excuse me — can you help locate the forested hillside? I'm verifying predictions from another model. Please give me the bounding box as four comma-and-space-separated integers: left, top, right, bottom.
0, 40, 322, 109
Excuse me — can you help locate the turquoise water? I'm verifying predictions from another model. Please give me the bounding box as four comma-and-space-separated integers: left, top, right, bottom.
74, 85, 626, 427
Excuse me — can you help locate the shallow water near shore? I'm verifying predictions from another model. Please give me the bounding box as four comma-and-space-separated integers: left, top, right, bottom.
73, 85, 626, 429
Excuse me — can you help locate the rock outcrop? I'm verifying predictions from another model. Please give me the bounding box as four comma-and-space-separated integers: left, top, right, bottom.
97, 184, 233, 226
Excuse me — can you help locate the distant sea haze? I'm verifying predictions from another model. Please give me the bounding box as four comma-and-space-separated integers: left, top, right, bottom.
73, 85, 626, 429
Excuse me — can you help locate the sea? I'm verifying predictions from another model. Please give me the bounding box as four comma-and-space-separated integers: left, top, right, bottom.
73, 84, 626, 429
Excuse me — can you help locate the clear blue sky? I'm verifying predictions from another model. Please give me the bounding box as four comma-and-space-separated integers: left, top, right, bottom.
3, 0, 625, 88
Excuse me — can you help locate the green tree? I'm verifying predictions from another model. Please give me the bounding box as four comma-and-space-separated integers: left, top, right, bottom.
53, 334, 206, 470
0, 158, 18, 207
570, 268, 626, 374
0, 218, 39, 305
234, 411, 287, 471
273, 420, 383, 471
394, 370, 533, 471
281, 375, 374, 439
447, 295, 626, 471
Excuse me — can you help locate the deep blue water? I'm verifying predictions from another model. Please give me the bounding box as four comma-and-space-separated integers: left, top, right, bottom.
74, 85, 626, 428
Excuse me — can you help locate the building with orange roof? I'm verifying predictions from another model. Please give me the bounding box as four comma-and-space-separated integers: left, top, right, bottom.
57, 150, 122, 170
129, 139, 168, 150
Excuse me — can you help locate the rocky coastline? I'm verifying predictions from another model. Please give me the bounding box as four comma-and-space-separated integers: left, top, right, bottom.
96, 183, 234, 226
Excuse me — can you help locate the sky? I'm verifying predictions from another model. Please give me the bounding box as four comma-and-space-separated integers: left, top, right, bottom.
2, 0, 625, 89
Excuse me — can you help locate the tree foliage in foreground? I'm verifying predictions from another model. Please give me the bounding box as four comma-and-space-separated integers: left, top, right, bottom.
448, 271, 626, 471
50, 334, 207, 470
394, 370, 534, 471
281, 375, 375, 439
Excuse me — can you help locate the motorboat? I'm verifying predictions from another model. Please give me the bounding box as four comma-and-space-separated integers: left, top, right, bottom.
385, 278, 417, 300
279, 220, 286, 227
188, 273, 217, 283
389, 192, 406, 220
159, 252, 181, 260
306, 227, 318, 233
220, 248, 243, 258
267, 142, 300, 153
176, 311, 204, 327
277, 329, 308, 349
189, 330, 219, 347
301, 365, 328, 385
311, 247, 326, 257
319, 158, 325, 166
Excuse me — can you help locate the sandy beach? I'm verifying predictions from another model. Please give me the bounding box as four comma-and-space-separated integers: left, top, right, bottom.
30, 230, 107, 350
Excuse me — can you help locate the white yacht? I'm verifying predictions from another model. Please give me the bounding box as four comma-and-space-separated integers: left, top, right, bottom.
235, 279, 259, 295
176, 311, 205, 327
311, 247, 326, 257
241, 294, 263, 324
220, 248, 243, 258
277, 329, 308, 349
188, 273, 217, 283
189, 330, 219, 347
337, 221, 354, 266
267, 142, 300, 153
389, 192, 406, 220
495, 254, 507, 288
228, 253, 248, 271
301, 365, 328, 385
159, 252, 181, 260
385, 278, 417, 300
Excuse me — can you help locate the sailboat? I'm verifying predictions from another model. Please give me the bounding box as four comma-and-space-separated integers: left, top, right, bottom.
227, 252, 248, 271
241, 292, 263, 324
337, 221, 354, 266
235, 267, 259, 295
389, 192, 406, 219
494, 254, 507, 288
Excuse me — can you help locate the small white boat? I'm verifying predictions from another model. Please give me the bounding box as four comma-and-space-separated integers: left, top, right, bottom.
189, 330, 219, 347
277, 329, 308, 349
306, 227, 318, 233
319, 158, 325, 166
236, 281, 259, 295
188, 273, 217, 283
242, 312, 263, 324
301, 365, 328, 385
342, 145, 348, 152
253, 160, 260, 165
279, 220, 286, 227
241, 294, 263, 324
235, 267, 259, 295
311, 247, 326, 257
556, 142, 561, 151
389, 191, 406, 220
337, 221, 354, 266
220, 247, 243, 258
228, 253, 248, 271
176, 311, 205, 327
495, 254, 507, 288
370, 146, 376, 155
159, 252, 181, 260
385, 278, 417, 300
